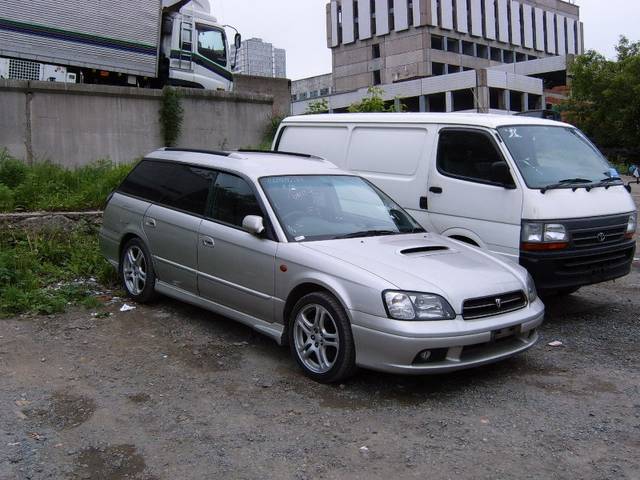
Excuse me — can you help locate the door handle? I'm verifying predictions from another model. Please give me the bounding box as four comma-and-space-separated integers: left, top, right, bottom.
429, 186, 443, 194
145, 218, 157, 228
201, 236, 215, 248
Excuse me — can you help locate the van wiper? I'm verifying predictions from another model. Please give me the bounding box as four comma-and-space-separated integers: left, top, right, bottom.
334, 230, 398, 239
540, 178, 593, 194
597, 176, 624, 188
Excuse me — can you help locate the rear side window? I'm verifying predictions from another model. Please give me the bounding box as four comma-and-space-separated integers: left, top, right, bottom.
210, 173, 262, 228
436, 130, 505, 184
118, 160, 214, 215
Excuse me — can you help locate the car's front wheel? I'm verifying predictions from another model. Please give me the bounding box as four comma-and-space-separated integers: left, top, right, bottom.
119, 238, 158, 303
289, 292, 357, 383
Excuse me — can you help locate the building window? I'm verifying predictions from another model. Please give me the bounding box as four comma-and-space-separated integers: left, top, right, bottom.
373, 69, 381, 85
510, 91, 523, 112
516, 52, 527, 62
408, 0, 414, 26
503, 50, 514, 63
490, 47, 502, 62
447, 65, 461, 74
489, 88, 504, 109
431, 35, 444, 50
446, 38, 460, 53
462, 41, 475, 56
320, 88, 330, 96
371, 0, 376, 35
388, 0, 395, 31
291, 94, 298, 102
476, 44, 488, 59
300, 92, 308, 100
372, 44, 381, 58
432, 62, 445, 76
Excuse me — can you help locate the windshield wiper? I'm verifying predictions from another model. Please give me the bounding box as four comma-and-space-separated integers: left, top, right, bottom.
334, 230, 398, 239
597, 176, 624, 188
540, 178, 593, 194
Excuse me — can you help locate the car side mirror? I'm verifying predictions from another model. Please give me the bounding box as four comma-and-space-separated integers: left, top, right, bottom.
491, 162, 516, 189
242, 215, 265, 235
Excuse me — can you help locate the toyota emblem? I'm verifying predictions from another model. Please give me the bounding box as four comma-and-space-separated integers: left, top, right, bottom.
597, 232, 606, 242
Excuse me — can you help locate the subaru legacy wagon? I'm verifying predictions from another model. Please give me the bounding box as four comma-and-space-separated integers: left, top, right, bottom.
100, 149, 544, 382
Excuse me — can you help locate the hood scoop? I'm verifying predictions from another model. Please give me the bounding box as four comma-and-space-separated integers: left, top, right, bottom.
400, 246, 449, 257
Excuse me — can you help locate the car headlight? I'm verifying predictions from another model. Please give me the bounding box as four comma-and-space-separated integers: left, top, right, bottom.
626, 212, 637, 237
383, 291, 456, 321
526, 273, 538, 303
521, 222, 569, 251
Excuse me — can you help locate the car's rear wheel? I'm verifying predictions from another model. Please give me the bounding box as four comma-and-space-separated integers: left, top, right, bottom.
119, 238, 158, 303
289, 292, 357, 383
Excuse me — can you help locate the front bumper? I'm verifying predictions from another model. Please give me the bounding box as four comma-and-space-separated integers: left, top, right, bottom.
350, 300, 544, 374
521, 240, 636, 292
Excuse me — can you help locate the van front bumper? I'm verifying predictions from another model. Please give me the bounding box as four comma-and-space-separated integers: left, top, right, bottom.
349, 301, 544, 375
521, 240, 636, 292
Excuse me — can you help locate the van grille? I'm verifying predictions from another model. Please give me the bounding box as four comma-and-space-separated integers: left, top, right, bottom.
566, 214, 631, 250
463, 290, 527, 320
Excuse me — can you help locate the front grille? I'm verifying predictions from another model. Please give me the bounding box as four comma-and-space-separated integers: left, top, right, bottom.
566, 214, 631, 250
462, 290, 527, 320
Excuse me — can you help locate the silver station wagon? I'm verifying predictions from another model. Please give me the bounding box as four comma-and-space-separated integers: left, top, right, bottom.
100, 149, 544, 383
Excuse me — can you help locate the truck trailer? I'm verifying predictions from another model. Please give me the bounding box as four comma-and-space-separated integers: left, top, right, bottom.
0, 0, 239, 90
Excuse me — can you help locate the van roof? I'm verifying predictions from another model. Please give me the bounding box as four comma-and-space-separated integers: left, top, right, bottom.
146, 148, 342, 179
280, 112, 573, 130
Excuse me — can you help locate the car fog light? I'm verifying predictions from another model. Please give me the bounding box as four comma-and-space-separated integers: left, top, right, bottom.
418, 350, 432, 361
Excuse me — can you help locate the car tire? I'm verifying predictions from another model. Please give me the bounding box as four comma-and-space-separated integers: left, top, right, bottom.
119, 238, 158, 304
288, 292, 357, 383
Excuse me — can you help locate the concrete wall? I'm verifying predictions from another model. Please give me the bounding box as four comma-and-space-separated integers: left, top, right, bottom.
233, 74, 291, 117
0, 79, 274, 167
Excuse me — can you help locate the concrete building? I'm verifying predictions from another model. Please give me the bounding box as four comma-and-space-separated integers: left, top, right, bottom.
291, 73, 334, 102
231, 38, 287, 78
292, 0, 582, 114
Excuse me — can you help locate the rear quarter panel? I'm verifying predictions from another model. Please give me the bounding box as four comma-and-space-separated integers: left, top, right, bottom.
99, 193, 151, 265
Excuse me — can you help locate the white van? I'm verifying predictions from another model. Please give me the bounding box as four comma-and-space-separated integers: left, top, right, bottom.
273, 113, 638, 294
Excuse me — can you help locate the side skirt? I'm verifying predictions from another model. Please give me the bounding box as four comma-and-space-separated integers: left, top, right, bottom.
155, 281, 285, 345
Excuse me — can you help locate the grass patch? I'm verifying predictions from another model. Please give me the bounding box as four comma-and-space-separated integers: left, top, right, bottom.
0, 149, 135, 213
0, 225, 118, 317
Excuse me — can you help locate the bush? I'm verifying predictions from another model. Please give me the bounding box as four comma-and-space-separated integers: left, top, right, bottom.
0, 149, 28, 188
0, 151, 135, 213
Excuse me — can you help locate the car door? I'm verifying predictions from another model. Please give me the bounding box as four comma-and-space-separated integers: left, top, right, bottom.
426, 127, 524, 259
197, 172, 277, 322
141, 161, 214, 294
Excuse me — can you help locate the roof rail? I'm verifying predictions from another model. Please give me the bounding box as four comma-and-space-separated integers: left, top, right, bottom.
237, 149, 324, 160
164, 147, 231, 157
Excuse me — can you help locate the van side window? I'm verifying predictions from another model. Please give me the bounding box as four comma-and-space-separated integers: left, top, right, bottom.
118, 160, 213, 215
210, 173, 262, 228
436, 130, 508, 185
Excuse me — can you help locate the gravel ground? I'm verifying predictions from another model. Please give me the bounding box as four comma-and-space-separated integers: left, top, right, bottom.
1, 195, 639, 479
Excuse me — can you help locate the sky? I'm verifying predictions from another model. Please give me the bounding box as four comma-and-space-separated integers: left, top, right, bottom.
210, 0, 640, 80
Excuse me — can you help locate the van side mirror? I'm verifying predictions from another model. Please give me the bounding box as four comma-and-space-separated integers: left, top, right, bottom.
242, 215, 265, 235
491, 162, 516, 189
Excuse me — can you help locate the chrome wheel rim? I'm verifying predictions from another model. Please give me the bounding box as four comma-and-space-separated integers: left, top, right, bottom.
123, 246, 147, 296
293, 304, 340, 374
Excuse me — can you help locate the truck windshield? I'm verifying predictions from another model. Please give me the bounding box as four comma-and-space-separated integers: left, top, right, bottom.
197, 26, 227, 67
497, 125, 613, 189
260, 175, 425, 242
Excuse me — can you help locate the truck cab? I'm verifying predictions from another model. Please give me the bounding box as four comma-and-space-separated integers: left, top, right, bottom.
162, 1, 235, 90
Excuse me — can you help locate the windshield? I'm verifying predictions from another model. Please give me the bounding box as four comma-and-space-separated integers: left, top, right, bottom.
260, 175, 425, 242
197, 25, 227, 67
497, 126, 614, 189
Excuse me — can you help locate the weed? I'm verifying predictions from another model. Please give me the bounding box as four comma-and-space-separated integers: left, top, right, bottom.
0, 226, 118, 317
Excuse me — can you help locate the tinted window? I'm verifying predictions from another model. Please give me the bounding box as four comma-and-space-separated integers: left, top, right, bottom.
437, 130, 506, 184
211, 173, 262, 228
118, 160, 213, 215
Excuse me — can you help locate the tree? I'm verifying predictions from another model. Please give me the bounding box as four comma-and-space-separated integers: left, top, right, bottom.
347, 87, 405, 113
305, 98, 329, 114
562, 36, 640, 161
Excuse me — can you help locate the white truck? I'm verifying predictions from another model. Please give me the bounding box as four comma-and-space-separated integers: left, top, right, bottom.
0, 0, 240, 90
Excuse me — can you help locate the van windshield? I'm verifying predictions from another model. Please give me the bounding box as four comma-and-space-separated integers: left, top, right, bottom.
497, 125, 614, 189
260, 175, 425, 242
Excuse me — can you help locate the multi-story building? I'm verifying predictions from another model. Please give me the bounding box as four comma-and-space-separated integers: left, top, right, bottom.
292, 0, 582, 114
231, 38, 287, 78
291, 73, 334, 102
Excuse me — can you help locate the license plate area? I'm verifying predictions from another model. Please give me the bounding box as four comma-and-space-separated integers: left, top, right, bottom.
491, 325, 521, 341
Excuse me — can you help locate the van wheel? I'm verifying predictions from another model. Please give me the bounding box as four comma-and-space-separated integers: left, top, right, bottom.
119, 238, 158, 303
289, 292, 357, 383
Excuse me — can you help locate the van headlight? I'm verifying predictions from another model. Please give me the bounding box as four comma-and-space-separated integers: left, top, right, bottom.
383, 291, 456, 320
526, 273, 538, 303
626, 212, 637, 238
521, 222, 569, 251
